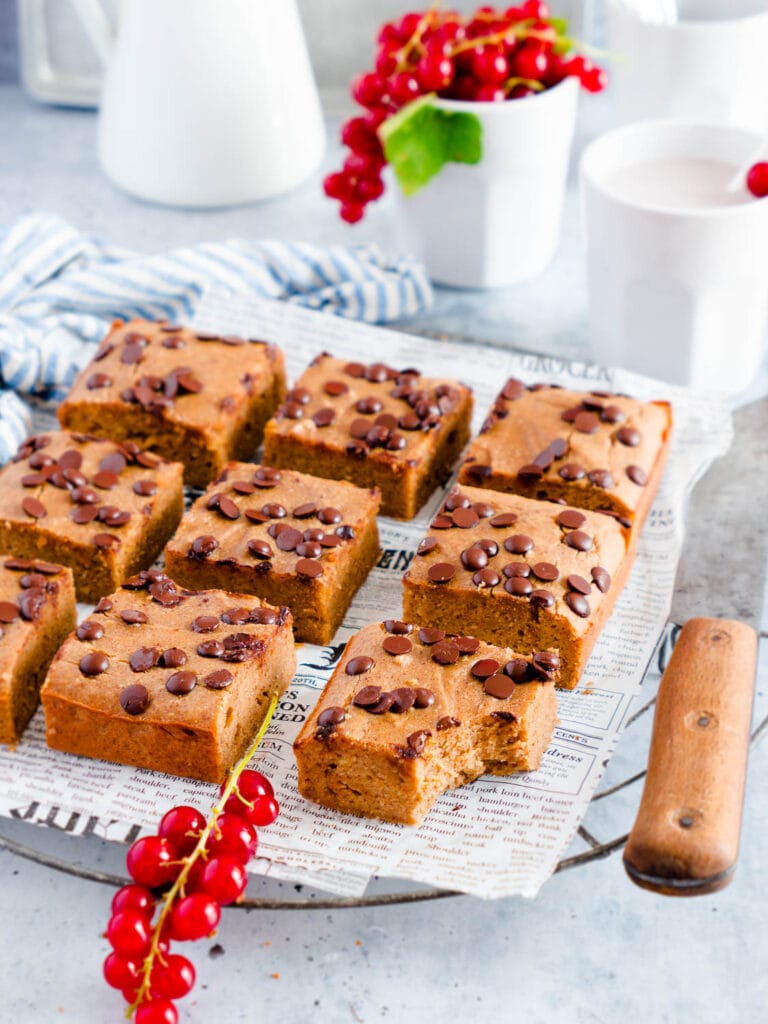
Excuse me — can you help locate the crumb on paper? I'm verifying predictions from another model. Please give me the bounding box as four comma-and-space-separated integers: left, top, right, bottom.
271, 972, 280, 980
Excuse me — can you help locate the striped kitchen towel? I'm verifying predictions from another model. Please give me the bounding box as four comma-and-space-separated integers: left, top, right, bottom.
0, 212, 433, 463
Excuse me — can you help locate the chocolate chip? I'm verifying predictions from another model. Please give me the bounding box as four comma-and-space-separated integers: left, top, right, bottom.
190, 535, 218, 559
214, 496, 240, 520
432, 640, 460, 665
573, 411, 600, 434
500, 378, 524, 400
296, 558, 323, 579
532, 650, 561, 677
418, 627, 445, 645
99, 452, 126, 475
383, 635, 412, 656
346, 655, 374, 675
192, 615, 219, 632
0, 601, 19, 623
390, 687, 416, 713
346, 440, 369, 459
591, 567, 611, 592
428, 562, 455, 584
253, 467, 281, 488
324, 380, 349, 397
162, 335, 186, 349
503, 562, 531, 578
471, 658, 500, 679
121, 344, 145, 366
517, 463, 544, 482
504, 534, 533, 555
80, 651, 109, 676
129, 647, 160, 672
398, 412, 420, 430
222, 607, 251, 625
281, 402, 304, 419
76, 620, 104, 641
292, 502, 317, 519
245, 509, 269, 524
430, 515, 454, 530
312, 408, 336, 428
20, 473, 44, 487
197, 639, 225, 657
557, 509, 586, 529
504, 576, 533, 597
532, 562, 559, 582
21, 497, 46, 519
617, 426, 641, 447
93, 471, 119, 490
463, 463, 492, 482
353, 686, 382, 707
120, 609, 148, 625
472, 503, 495, 520
336, 525, 355, 541
57, 449, 83, 471
627, 465, 647, 486
530, 589, 555, 609
484, 674, 516, 699
148, 580, 183, 607
601, 404, 626, 424
564, 530, 594, 552
349, 418, 372, 440
161, 648, 187, 668
588, 469, 615, 489
406, 730, 430, 756
476, 538, 499, 557
567, 574, 592, 595
473, 567, 501, 587
367, 693, 394, 714
93, 533, 120, 549
461, 545, 487, 571
383, 620, 412, 634
344, 361, 366, 378
120, 684, 150, 714
250, 607, 280, 625
205, 669, 234, 690
504, 658, 534, 683
133, 479, 158, 497
365, 362, 392, 383
318, 507, 342, 525
437, 716, 460, 730
98, 507, 131, 527
231, 480, 256, 495
356, 396, 382, 415
452, 507, 479, 529
276, 527, 302, 552
490, 512, 517, 528
94, 597, 113, 613
413, 688, 435, 708
558, 463, 586, 482
565, 592, 590, 617
262, 503, 287, 519
166, 671, 197, 695
417, 537, 438, 556
318, 534, 342, 549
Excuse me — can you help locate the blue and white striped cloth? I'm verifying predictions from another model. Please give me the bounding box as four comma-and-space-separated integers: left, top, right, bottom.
0, 212, 433, 463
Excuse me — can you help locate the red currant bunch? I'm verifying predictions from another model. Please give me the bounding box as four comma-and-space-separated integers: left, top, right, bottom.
746, 162, 768, 198
324, 2, 607, 222
103, 768, 278, 1023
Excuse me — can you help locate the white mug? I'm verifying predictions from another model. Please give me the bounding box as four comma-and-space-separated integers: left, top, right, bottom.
605, 0, 768, 133
394, 76, 579, 288
581, 120, 768, 392
19, 0, 325, 207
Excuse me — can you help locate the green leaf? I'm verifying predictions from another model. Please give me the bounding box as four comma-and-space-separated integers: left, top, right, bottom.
379, 96, 483, 197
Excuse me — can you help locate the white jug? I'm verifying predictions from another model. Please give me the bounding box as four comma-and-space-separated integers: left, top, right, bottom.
19, 0, 325, 207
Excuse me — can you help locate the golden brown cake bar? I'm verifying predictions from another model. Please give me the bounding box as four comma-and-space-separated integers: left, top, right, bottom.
58, 318, 286, 487
0, 558, 76, 745
164, 464, 381, 645
402, 484, 630, 690
262, 353, 473, 519
41, 572, 295, 782
294, 621, 558, 825
458, 379, 672, 535
0, 431, 183, 602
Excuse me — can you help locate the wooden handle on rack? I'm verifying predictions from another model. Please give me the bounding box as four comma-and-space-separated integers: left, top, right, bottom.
624, 618, 758, 896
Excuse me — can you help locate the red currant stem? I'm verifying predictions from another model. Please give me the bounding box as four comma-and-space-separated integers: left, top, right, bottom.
502, 76, 546, 95
124, 695, 278, 1021
393, 5, 442, 73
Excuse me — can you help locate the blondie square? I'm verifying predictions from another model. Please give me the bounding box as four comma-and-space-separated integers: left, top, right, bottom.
402, 484, 630, 690
41, 572, 296, 782
58, 318, 286, 487
164, 464, 380, 645
458, 379, 672, 535
0, 558, 76, 745
262, 353, 473, 519
0, 431, 183, 602
294, 621, 558, 825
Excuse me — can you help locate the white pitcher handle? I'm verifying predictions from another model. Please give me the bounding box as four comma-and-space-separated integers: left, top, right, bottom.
17, 0, 114, 108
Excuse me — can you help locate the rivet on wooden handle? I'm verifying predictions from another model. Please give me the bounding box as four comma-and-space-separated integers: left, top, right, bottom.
624, 618, 758, 896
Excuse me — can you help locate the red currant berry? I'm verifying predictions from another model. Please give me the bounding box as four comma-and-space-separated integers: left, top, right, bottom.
103, 952, 141, 990
150, 954, 196, 1000
198, 855, 248, 905
511, 41, 550, 80
581, 65, 608, 93
416, 50, 454, 91
344, 152, 383, 178
398, 12, 423, 38
522, 0, 550, 16
364, 107, 388, 130
471, 47, 510, 86
510, 84, 537, 99
340, 201, 366, 225
126, 836, 179, 889
340, 117, 383, 158
158, 806, 206, 858
389, 72, 422, 107
504, 5, 526, 17
323, 172, 355, 202
351, 72, 386, 108
747, 162, 768, 197
356, 176, 385, 202
111, 884, 156, 918
475, 85, 507, 102
170, 893, 221, 941
206, 813, 257, 861
377, 23, 402, 49
135, 1001, 178, 1024
375, 48, 399, 77
106, 909, 153, 958
449, 75, 480, 101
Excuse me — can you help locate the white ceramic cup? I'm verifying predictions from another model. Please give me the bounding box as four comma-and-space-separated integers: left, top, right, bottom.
394, 76, 579, 289
581, 120, 768, 392
605, 0, 768, 133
